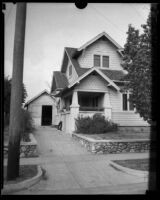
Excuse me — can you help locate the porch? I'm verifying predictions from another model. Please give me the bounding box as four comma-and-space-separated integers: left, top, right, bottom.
57, 90, 111, 133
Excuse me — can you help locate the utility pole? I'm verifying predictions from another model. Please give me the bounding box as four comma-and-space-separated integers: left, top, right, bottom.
7, 3, 27, 180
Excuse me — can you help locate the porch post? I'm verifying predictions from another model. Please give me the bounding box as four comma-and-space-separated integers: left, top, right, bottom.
70, 91, 79, 133
103, 92, 112, 120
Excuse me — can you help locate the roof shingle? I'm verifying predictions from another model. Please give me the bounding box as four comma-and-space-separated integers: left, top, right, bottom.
54, 71, 68, 89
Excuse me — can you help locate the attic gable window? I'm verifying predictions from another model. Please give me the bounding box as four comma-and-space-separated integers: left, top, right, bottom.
102, 56, 109, 68
94, 55, 100, 67
93, 54, 109, 68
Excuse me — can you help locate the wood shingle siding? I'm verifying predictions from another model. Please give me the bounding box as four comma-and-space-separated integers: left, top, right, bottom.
75, 74, 108, 91
77, 39, 123, 70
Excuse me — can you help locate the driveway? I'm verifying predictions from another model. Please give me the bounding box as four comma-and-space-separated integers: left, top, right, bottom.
12, 126, 149, 194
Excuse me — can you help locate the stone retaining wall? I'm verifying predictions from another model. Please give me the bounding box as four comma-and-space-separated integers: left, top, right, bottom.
72, 133, 151, 154
4, 134, 38, 158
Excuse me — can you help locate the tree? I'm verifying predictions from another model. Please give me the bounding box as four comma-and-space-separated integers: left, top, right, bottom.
4, 76, 27, 116
122, 12, 151, 124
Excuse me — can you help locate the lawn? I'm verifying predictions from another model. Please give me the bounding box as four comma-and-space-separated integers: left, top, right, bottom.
82, 131, 150, 140
3, 165, 37, 185
112, 158, 155, 171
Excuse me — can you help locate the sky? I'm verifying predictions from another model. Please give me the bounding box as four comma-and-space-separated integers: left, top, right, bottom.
4, 3, 150, 102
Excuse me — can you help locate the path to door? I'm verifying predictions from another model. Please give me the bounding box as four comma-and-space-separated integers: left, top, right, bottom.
11, 127, 149, 194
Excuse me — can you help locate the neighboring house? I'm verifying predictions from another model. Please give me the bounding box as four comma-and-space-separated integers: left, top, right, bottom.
51, 32, 149, 133
25, 90, 57, 126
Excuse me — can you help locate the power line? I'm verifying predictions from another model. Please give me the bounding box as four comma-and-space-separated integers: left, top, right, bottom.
90, 4, 125, 35
128, 4, 146, 22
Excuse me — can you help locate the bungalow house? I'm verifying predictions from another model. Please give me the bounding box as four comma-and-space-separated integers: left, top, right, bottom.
51, 32, 149, 133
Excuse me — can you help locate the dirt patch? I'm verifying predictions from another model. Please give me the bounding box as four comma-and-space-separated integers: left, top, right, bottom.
3, 165, 37, 185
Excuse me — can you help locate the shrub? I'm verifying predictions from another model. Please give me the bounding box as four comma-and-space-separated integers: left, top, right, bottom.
75, 113, 118, 134
21, 109, 35, 142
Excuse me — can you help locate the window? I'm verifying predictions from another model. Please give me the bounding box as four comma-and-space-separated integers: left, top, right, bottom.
122, 93, 128, 111
69, 65, 72, 76
122, 93, 134, 111
94, 55, 100, 67
102, 56, 109, 68
94, 55, 109, 68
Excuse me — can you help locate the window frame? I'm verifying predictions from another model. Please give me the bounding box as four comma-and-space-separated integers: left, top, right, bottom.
93, 54, 101, 67
122, 92, 135, 111
93, 54, 109, 68
102, 55, 109, 68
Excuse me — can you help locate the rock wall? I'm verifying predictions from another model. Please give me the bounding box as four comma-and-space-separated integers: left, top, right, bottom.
72, 133, 152, 154
4, 134, 38, 158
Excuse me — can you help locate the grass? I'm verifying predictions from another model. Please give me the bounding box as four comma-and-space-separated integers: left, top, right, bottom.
81, 131, 150, 140
112, 158, 155, 171
3, 165, 37, 185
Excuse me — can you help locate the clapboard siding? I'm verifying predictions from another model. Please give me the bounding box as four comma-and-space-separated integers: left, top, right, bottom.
112, 111, 149, 126
27, 94, 57, 126
75, 75, 108, 91
66, 60, 78, 84
77, 39, 123, 70
108, 88, 121, 111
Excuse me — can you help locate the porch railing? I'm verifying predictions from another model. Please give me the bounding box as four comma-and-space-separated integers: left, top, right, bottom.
79, 106, 104, 112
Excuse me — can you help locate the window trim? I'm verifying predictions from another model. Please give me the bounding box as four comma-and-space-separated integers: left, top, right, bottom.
93, 54, 101, 67
102, 55, 109, 68
121, 92, 135, 112
93, 54, 109, 68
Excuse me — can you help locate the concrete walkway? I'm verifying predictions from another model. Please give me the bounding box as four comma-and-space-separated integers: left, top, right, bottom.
5, 126, 149, 194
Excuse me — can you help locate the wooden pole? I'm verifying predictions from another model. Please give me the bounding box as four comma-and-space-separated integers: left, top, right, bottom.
7, 3, 26, 180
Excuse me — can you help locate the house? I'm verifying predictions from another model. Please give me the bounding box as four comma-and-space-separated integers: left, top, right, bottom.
25, 90, 57, 126
51, 32, 149, 133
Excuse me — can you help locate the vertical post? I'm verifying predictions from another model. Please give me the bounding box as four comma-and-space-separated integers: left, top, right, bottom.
7, 3, 27, 180
103, 92, 112, 120
70, 91, 79, 132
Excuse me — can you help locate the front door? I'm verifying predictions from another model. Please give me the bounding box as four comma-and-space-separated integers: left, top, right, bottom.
41, 105, 52, 126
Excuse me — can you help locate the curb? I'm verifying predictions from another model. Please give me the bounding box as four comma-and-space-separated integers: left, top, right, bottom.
2, 165, 43, 195
109, 160, 149, 180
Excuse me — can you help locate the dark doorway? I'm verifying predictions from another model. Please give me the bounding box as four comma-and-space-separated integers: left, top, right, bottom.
41, 105, 52, 126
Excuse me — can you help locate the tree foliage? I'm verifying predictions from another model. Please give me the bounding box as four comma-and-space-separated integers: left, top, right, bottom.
4, 76, 28, 115
122, 12, 151, 124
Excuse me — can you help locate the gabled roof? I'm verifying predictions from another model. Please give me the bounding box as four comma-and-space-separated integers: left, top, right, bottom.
55, 32, 127, 95
53, 71, 68, 89
24, 90, 56, 107
68, 67, 120, 91
100, 69, 126, 81
78, 31, 123, 51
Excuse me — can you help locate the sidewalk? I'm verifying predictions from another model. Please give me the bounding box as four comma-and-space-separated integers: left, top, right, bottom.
3, 126, 149, 194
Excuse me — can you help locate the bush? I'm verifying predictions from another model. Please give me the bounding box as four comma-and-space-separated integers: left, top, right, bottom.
21, 109, 35, 142
75, 113, 118, 134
